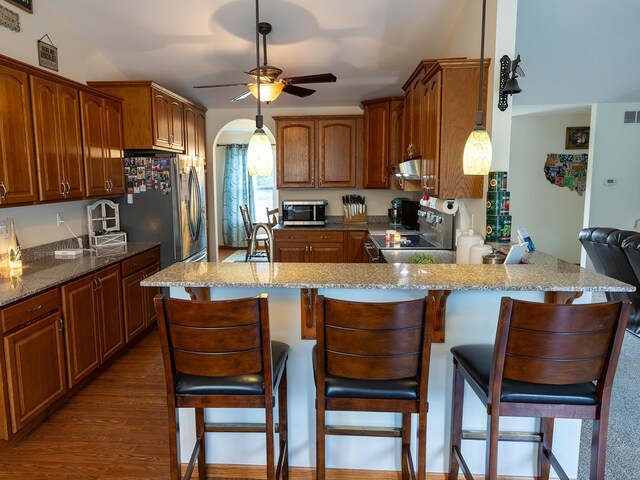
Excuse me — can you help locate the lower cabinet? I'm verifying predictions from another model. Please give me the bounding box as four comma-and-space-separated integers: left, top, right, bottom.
0, 246, 158, 441
122, 263, 160, 342
61, 264, 124, 388
3, 311, 66, 434
274, 230, 369, 263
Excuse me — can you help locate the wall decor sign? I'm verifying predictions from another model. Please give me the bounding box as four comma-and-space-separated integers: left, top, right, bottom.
0, 4, 19, 31
37, 34, 58, 71
544, 153, 588, 195
5, 0, 32, 14
565, 126, 590, 150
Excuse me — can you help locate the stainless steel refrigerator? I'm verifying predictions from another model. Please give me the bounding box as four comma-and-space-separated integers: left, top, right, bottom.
118, 154, 207, 268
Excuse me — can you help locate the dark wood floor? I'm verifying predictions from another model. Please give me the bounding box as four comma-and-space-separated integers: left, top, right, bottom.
0, 331, 173, 479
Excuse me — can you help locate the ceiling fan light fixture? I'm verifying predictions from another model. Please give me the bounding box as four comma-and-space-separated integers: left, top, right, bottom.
248, 127, 273, 177
248, 81, 284, 102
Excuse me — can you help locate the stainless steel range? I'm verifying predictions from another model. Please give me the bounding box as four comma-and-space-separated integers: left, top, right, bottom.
365, 205, 455, 263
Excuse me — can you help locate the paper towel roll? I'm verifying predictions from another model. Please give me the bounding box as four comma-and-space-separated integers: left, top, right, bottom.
431, 199, 459, 215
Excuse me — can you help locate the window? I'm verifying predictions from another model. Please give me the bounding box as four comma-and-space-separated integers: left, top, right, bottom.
251, 172, 275, 223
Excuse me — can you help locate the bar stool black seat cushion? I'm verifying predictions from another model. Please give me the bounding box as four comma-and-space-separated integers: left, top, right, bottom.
312, 346, 418, 400
451, 345, 597, 405
175, 341, 289, 396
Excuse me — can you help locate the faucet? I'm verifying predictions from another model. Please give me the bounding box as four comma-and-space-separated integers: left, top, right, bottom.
247, 223, 274, 262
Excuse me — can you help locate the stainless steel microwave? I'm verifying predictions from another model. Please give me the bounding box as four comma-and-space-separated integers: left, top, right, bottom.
281, 200, 327, 226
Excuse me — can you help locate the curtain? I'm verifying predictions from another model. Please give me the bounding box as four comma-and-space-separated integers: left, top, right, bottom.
222, 144, 253, 247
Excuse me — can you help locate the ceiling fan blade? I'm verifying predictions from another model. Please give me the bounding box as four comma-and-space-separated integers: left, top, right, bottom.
230, 90, 252, 102
283, 84, 316, 98
193, 82, 249, 89
285, 73, 337, 85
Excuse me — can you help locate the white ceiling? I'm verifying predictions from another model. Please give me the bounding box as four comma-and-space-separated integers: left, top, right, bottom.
515, 0, 640, 106
48, 0, 466, 109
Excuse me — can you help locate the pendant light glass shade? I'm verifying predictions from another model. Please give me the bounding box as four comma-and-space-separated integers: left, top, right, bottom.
247, 128, 273, 176
248, 82, 284, 102
463, 126, 492, 175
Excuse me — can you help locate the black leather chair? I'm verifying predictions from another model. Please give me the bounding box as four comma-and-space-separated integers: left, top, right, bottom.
579, 227, 640, 335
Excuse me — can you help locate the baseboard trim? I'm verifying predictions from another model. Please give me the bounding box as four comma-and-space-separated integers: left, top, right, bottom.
181, 463, 537, 480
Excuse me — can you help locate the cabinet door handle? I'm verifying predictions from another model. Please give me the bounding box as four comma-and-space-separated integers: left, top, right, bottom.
27, 304, 43, 313
65, 180, 71, 195
58, 317, 64, 332
60, 181, 66, 196
309, 245, 313, 254
104, 180, 109, 192
0, 181, 7, 202
97, 277, 102, 290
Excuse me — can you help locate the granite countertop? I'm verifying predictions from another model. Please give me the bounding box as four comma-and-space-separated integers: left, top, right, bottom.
142, 259, 634, 292
0, 242, 160, 307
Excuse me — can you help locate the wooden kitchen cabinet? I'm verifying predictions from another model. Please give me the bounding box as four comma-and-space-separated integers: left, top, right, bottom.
195, 107, 207, 159
3, 312, 66, 434
419, 59, 489, 199
95, 265, 124, 362
62, 264, 125, 387
346, 231, 368, 263
0, 65, 38, 206
274, 230, 347, 263
61, 273, 101, 388
80, 92, 125, 197
31, 76, 85, 201
275, 116, 363, 189
317, 118, 358, 188
276, 119, 316, 188
88, 81, 202, 153
402, 62, 431, 161
361, 97, 403, 189
122, 248, 161, 342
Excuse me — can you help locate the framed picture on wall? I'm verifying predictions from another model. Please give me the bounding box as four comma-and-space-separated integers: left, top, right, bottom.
565, 126, 590, 150
5, 0, 32, 14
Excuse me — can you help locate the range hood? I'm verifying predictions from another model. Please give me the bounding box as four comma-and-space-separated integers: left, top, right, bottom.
397, 159, 422, 180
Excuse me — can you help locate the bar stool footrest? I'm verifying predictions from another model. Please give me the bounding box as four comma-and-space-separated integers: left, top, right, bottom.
205, 422, 281, 433
461, 429, 542, 443
325, 424, 402, 438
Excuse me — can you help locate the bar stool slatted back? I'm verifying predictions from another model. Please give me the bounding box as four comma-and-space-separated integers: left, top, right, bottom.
155, 294, 289, 480
314, 295, 435, 480
450, 298, 630, 480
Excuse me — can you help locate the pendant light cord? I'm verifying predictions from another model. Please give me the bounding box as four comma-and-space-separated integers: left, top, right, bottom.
255, 0, 263, 127
476, 0, 487, 126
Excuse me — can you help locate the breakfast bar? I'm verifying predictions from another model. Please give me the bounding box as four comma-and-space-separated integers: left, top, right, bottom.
142, 256, 633, 478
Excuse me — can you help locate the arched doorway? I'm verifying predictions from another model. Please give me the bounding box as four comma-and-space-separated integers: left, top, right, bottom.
210, 119, 276, 261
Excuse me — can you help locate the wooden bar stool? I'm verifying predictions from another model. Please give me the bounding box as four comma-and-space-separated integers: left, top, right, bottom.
154, 294, 290, 480
313, 295, 435, 480
449, 298, 630, 480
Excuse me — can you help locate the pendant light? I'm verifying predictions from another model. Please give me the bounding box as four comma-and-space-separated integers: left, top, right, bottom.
463, 0, 492, 175
247, 0, 274, 177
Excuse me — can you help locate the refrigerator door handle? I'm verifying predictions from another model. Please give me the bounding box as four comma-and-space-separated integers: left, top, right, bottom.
186, 166, 202, 242
193, 167, 202, 242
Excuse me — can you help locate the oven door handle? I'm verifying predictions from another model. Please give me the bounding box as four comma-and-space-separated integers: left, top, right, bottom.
364, 243, 380, 263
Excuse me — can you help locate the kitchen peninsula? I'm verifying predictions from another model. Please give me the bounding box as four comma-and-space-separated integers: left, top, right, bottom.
142, 255, 633, 478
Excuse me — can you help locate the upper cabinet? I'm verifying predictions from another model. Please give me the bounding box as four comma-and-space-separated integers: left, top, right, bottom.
275, 116, 362, 189
80, 92, 125, 197
361, 97, 403, 189
402, 62, 432, 161
0, 65, 38, 206
419, 58, 489, 199
31, 76, 85, 201
88, 81, 205, 155
184, 103, 207, 158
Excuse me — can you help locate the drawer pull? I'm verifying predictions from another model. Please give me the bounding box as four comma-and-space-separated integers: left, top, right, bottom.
320, 236, 331, 239
288, 236, 296, 239
27, 304, 42, 313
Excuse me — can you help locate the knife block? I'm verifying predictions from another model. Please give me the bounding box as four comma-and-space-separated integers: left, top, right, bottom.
343, 205, 367, 225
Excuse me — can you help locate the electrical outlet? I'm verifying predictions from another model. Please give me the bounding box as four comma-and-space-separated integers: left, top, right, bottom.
56, 213, 64, 227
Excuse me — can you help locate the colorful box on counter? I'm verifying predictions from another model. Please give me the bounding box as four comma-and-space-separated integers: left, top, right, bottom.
488, 171, 508, 192
486, 191, 510, 215
486, 215, 512, 243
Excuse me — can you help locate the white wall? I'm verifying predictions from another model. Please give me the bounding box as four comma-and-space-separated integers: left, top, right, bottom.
0, 0, 125, 249
509, 111, 590, 263
584, 102, 640, 232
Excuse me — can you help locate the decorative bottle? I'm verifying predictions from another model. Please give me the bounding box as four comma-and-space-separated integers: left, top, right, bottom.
7, 218, 22, 269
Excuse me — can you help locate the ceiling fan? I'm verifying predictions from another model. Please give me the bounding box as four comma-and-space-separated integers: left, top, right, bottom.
194, 21, 337, 102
